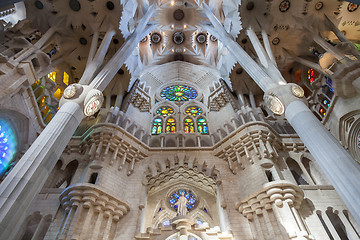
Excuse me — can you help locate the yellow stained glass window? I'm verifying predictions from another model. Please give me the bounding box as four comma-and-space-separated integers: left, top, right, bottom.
48, 72, 56, 82
184, 118, 194, 133
63, 72, 69, 85
166, 118, 176, 133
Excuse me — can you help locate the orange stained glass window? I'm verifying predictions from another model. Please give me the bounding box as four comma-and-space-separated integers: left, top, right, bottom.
166, 118, 176, 133
184, 118, 194, 133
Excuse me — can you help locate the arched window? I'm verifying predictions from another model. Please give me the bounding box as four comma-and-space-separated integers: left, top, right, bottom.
166, 118, 176, 133
152, 118, 162, 135
286, 158, 309, 185
197, 117, 208, 134
0, 119, 17, 174
184, 118, 195, 133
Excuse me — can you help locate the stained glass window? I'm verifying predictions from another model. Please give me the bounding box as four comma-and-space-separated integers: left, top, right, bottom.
160, 85, 197, 102
185, 106, 202, 116
325, 76, 334, 93
307, 69, 318, 83
197, 118, 208, 134
166, 118, 176, 133
184, 118, 195, 133
169, 189, 196, 211
157, 106, 174, 116
152, 118, 162, 135
0, 120, 17, 174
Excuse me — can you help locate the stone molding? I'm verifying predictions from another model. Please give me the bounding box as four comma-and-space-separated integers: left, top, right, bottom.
214, 122, 308, 173
147, 166, 217, 196
59, 183, 130, 221
235, 181, 304, 220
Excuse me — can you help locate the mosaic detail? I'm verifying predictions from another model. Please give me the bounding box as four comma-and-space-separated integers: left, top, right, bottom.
151, 33, 162, 44
347, 3, 358, 12
196, 33, 207, 44
185, 106, 202, 116
279, 0, 290, 12
160, 85, 197, 102
272, 37, 280, 45
315, 1, 323, 11
169, 189, 196, 210
210, 35, 217, 42
156, 106, 174, 116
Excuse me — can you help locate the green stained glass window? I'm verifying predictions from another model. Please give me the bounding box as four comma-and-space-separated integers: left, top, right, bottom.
197, 117, 208, 134
152, 118, 162, 135
157, 106, 174, 116
184, 118, 195, 133
166, 118, 176, 133
185, 106, 202, 116
160, 85, 197, 102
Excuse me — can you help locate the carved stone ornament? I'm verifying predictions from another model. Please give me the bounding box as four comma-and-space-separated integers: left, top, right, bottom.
63, 84, 77, 99
264, 94, 284, 115
84, 89, 104, 116
291, 85, 305, 98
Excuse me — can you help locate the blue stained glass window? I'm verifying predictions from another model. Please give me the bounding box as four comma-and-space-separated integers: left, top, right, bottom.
160, 85, 197, 102
169, 189, 196, 211
197, 117, 208, 134
325, 76, 334, 93
0, 120, 17, 174
152, 118, 162, 135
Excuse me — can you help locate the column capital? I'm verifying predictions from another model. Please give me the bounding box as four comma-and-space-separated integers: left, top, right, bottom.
264, 83, 307, 116
59, 84, 104, 118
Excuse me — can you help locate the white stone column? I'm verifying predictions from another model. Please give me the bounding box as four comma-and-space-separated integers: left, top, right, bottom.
78, 203, 94, 239
337, 211, 360, 240
31, 215, 47, 240
216, 183, 231, 232
201, 4, 285, 92
89, 5, 156, 91
286, 100, 360, 225
202, 4, 360, 225
321, 212, 341, 239
0, 101, 83, 240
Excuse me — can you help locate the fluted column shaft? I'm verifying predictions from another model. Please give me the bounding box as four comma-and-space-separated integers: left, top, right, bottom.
286, 101, 360, 225
0, 101, 83, 239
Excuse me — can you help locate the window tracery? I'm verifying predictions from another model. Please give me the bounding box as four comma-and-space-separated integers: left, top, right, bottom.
160, 85, 197, 102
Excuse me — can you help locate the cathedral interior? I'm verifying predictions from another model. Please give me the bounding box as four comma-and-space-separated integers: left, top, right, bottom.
0, 0, 360, 239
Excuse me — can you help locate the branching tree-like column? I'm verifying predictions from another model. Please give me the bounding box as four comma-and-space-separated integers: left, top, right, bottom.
201, 3, 360, 225
0, 5, 156, 239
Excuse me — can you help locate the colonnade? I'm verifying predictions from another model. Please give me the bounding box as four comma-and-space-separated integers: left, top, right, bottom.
202, 3, 360, 225
0, 5, 156, 239
0, 2, 360, 239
